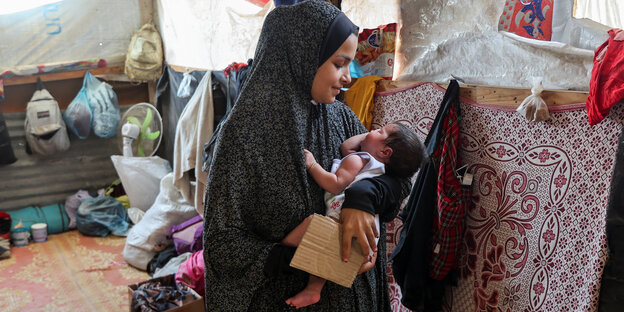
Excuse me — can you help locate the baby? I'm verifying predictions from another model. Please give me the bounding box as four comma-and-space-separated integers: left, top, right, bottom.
282, 121, 426, 309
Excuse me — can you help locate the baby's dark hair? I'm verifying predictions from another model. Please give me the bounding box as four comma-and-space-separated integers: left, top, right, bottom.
383, 121, 426, 178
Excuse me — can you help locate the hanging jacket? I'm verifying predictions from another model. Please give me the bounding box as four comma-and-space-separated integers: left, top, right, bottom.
430, 82, 471, 280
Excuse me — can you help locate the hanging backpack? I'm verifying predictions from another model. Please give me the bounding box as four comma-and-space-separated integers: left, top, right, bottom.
0, 109, 17, 165
25, 79, 70, 155
124, 23, 163, 82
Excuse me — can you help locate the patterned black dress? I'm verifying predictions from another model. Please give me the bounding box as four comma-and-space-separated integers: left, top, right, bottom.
203, 1, 396, 311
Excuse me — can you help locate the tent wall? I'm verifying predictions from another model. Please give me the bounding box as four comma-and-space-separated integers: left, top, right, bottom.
394, 0, 610, 91
0, 0, 142, 74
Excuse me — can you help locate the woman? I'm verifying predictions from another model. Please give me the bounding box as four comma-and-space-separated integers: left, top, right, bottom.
203, 1, 407, 310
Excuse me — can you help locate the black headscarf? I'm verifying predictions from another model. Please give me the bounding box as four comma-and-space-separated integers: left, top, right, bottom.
203, 1, 392, 311
318, 12, 359, 66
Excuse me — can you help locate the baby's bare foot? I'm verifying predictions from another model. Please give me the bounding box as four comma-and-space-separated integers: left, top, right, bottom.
285, 289, 321, 309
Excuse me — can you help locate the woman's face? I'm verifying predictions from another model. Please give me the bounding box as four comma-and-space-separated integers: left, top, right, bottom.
311, 34, 358, 104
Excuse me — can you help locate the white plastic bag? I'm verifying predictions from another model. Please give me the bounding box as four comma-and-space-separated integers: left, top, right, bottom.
110, 155, 171, 211
123, 172, 198, 270
176, 71, 197, 98
516, 80, 550, 122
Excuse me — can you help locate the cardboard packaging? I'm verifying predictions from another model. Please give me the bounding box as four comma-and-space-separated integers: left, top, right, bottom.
289, 214, 366, 288
128, 274, 203, 312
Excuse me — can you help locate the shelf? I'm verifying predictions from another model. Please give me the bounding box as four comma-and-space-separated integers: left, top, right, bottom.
3, 66, 125, 86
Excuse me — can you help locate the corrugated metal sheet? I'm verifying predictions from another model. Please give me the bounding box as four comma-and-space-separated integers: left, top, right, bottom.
0, 107, 131, 211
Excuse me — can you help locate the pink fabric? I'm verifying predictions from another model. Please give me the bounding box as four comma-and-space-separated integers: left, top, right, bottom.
373, 82, 623, 311
176, 250, 205, 296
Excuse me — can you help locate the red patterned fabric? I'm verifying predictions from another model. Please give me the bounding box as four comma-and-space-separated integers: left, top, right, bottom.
499, 0, 553, 41
586, 29, 624, 126
430, 100, 471, 280
373, 82, 623, 311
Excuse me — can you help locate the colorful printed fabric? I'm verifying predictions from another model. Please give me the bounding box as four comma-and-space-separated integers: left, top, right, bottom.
430, 91, 471, 280
0, 59, 106, 80
373, 82, 623, 312
499, 0, 553, 41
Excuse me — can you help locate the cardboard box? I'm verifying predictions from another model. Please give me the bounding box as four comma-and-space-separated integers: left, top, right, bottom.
289, 214, 366, 288
128, 274, 203, 312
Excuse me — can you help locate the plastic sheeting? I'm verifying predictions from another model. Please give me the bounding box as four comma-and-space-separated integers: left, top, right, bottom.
155, 0, 400, 71
0, 0, 140, 73
552, 0, 610, 51
395, 0, 609, 91
342, 0, 400, 30
155, 0, 273, 70
575, 0, 624, 29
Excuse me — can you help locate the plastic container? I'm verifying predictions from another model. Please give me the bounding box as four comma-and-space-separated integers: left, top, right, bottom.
31, 223, 48, 243
10, 228, 30, 247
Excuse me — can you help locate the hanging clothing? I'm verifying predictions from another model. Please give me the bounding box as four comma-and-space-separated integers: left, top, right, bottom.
586, 28, 624, 126
345, 76, 384, 130
599, 126, 624, 310
202, 1, 400, 311
429, 83, 471, 280
389, 80, 465, 311
172, 72, 213, 216
154, 65, 207, 165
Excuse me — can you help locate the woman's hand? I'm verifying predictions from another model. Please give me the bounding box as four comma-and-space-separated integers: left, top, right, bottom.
340, 208, 379, 273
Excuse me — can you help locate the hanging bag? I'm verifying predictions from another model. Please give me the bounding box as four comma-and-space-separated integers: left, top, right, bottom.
125, 23, 164, 82
0, 109, 17, 164
25, 78, 70, 155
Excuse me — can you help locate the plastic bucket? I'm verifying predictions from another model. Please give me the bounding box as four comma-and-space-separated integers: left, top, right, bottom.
31, 223, 48, 243
10, 228, 30, 247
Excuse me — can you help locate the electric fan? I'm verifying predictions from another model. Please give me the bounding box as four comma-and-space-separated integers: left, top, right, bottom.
117, 102, 162, 157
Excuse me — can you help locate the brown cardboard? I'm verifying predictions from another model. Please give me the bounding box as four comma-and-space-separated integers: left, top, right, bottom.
289, 214, 366, 288
128, 274, 203, 312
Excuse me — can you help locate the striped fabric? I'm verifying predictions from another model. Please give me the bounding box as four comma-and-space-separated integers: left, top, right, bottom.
429, 92, 471, 280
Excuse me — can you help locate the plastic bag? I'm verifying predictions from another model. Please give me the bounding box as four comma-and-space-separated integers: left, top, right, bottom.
176, 71, 197, 98
64, 81, 93, 139
123, 172, 197, 270
353, 23, 396, 79
65, 189, 105, 229
64, 72, 120, 138
87, 73, 120, 138
76, 196, 130, 237
110, 155, 172, 211
516, 80, 550, 122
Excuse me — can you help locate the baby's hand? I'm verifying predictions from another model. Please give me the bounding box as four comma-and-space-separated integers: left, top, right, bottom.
303, 149, 316, 170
